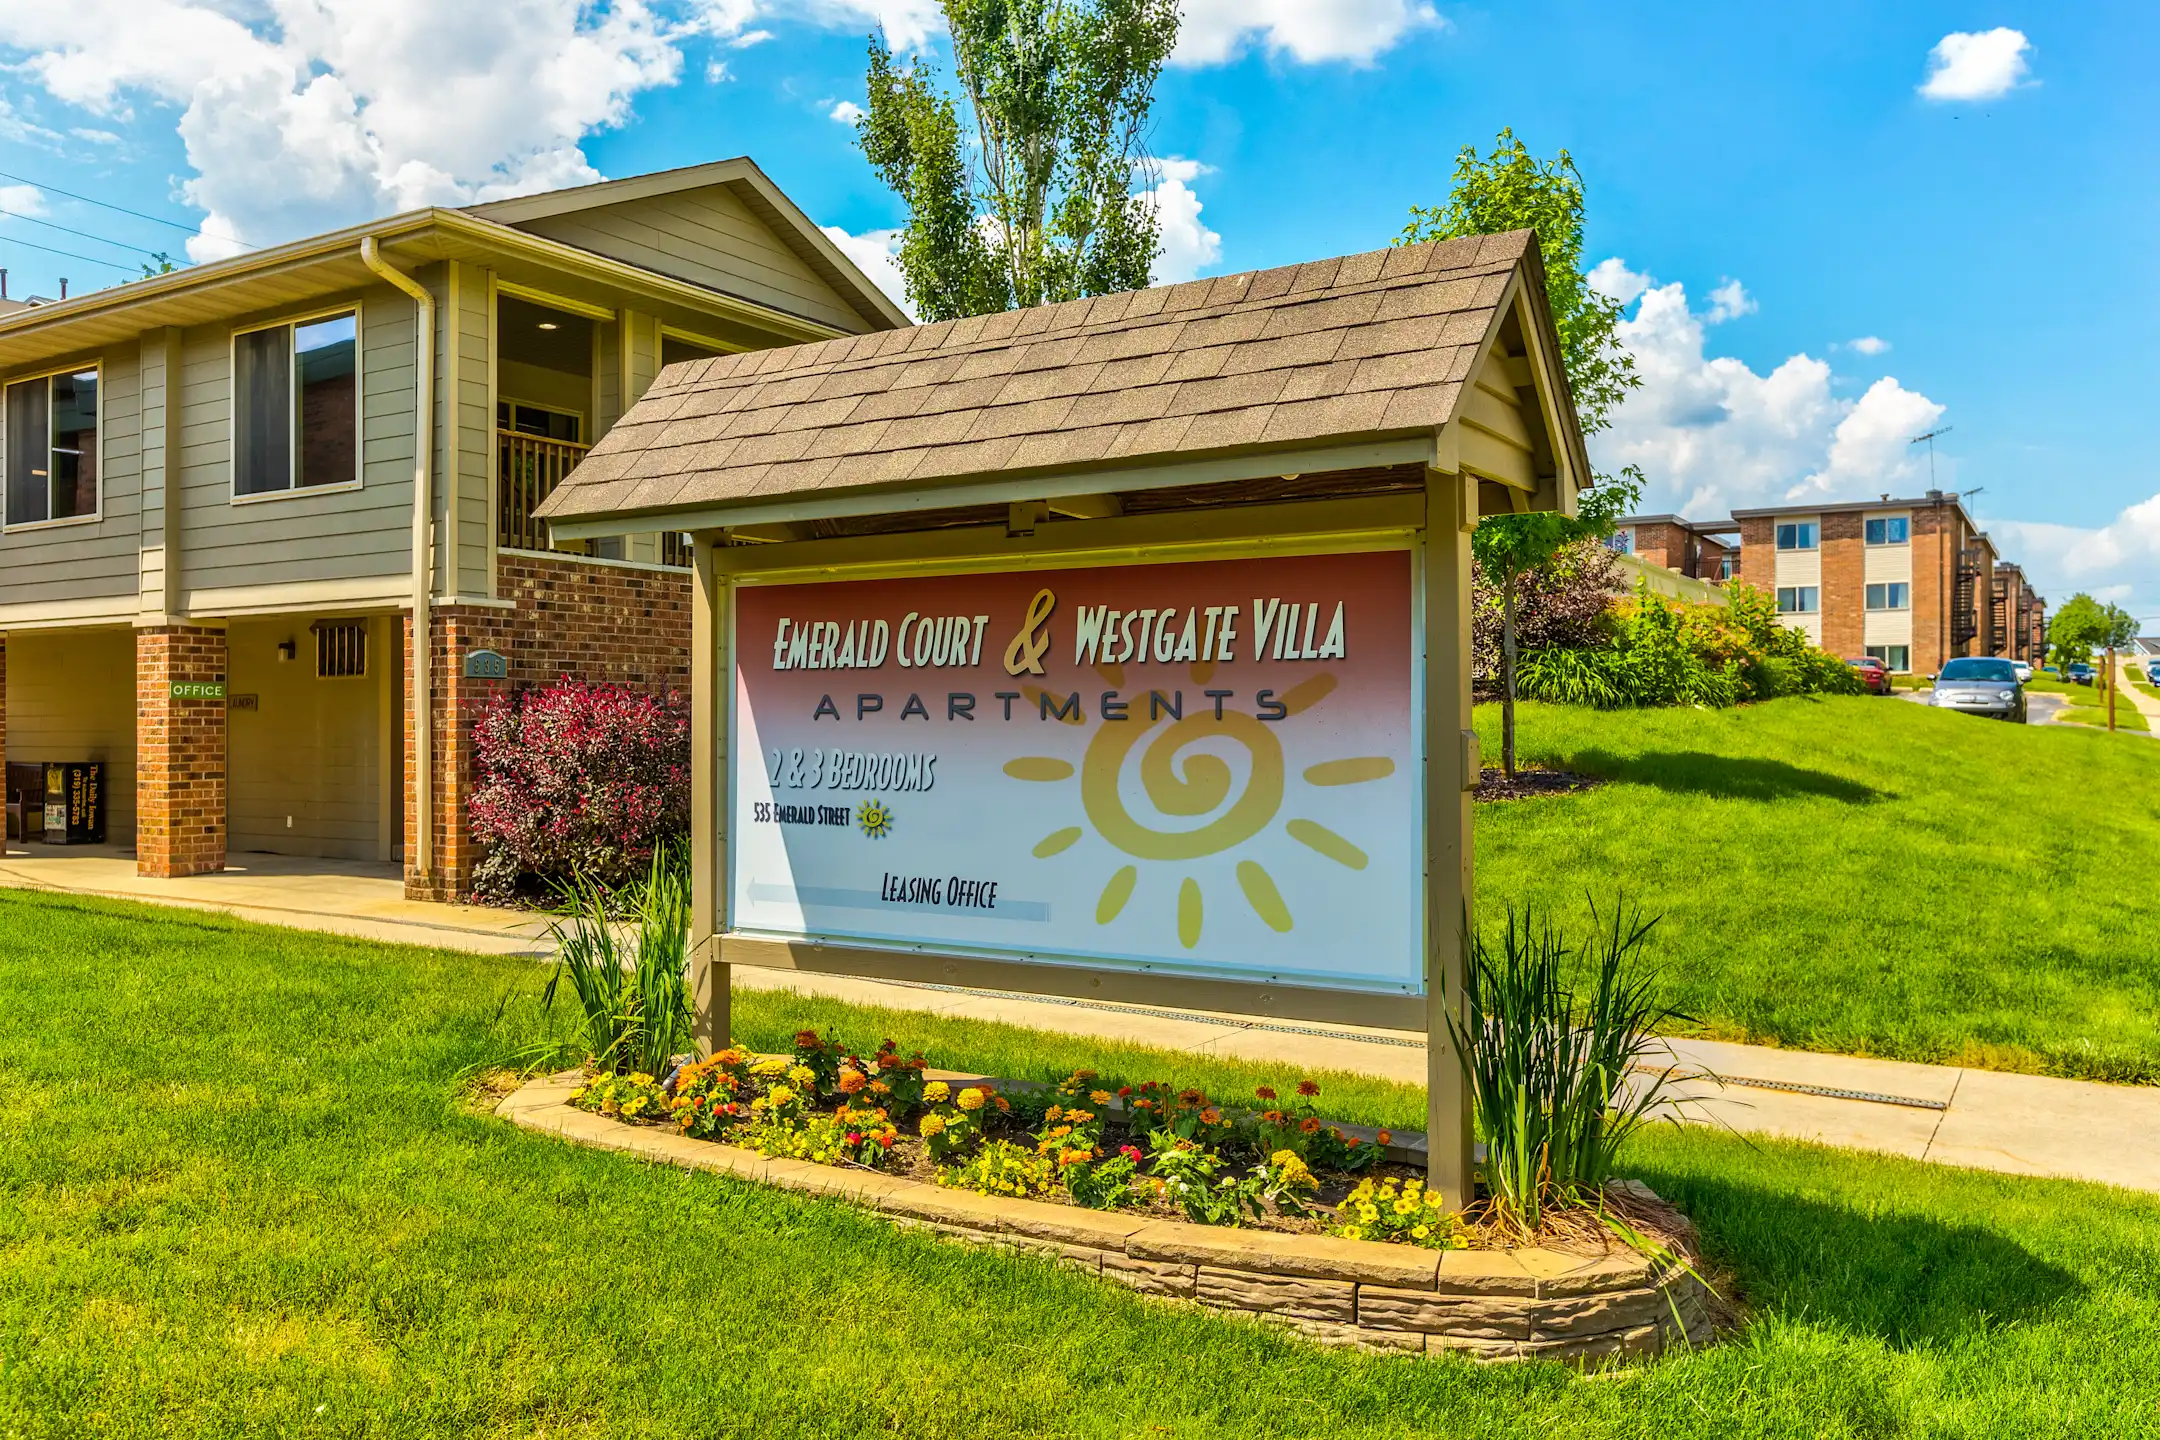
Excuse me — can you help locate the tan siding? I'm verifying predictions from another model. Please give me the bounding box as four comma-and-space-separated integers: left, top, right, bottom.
511, 186, 868, 332
7, 627, 137, 843
226, 614, 386, 859
0, 348, 144, 612
176, 286, 418, 601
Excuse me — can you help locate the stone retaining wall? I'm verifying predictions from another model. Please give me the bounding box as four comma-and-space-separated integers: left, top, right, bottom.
498, 1073, 1714, 1363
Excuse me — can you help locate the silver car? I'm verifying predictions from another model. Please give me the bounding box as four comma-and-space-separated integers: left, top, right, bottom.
1929, 657, 2027, 722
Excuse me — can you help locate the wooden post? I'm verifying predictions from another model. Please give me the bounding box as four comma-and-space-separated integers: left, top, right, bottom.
2107, 647, 2117, 732
1423, 466, 1478, 1210
691, 532, 732, 1054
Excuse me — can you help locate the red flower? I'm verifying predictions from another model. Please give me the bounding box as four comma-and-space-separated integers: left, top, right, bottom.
1120, 1145, 1143, 1163
1255, 1086, 1277, 1101
1177, 1088, 1203, 1105
1116, 1086, 1133, 1098
846, 1132, 862, 1145
1296, 1080, 1320, 1098
1376, 1129, 1393, 1145
1300, 1117, 1321, 1134
795, 1029, 821, 1049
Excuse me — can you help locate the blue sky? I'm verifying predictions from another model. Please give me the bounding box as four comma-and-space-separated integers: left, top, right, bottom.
1, 2, 2154, 620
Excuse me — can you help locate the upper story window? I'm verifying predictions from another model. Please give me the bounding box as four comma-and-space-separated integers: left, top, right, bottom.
234, 310, 358, 498
1865, 516, 1910, 546
4, 367, 99, 527
1606, 528, 1634, 554
1865, 582, 1911, 611
1775, 521, 1819, 551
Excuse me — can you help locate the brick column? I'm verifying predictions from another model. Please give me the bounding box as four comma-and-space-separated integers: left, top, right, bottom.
403, 607, 501, 902
137, 625, 226, 877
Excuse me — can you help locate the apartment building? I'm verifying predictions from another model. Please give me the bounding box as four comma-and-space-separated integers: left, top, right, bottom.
1610, 514, 1738, 582
1730, 492, 2041, 674
0, 158, 904, 897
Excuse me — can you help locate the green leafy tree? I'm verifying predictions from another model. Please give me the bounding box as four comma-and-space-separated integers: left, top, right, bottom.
1397, 128, 1638, 436
1474, 469, 1642, 777
1400, 129, 1646, 776
2048, 594, 2109, 676
856, 0, 1179, 322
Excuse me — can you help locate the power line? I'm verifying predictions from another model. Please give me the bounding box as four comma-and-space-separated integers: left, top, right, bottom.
0, 233, 139, 274
0, 206, 173, 261
0, 168, 254, 251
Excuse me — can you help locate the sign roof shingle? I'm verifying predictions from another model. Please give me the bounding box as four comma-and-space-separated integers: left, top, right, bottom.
536, 229, 1540, 524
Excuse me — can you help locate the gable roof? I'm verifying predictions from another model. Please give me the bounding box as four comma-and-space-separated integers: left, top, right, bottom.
462, 157, 908, 333
537, 229, 1589, 531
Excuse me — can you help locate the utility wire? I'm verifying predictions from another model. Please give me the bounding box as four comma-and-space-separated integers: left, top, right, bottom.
0, 233, 138, 273
0, 167, 255, 251
0, 206, 173, 261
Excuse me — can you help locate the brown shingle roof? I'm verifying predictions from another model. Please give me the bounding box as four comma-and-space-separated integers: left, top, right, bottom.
537, 230, 1541, 524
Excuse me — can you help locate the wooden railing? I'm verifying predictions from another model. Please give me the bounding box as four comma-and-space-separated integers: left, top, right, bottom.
498, 430, 590, 553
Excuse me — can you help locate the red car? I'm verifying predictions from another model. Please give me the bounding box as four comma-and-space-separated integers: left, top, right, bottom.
1847, 656, 1892, 695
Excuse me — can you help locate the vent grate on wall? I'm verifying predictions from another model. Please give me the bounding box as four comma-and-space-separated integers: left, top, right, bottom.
312, 620, 368, 678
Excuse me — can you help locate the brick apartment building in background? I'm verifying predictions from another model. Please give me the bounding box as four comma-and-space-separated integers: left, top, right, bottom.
1729, 491, 2043, 675
1611, 514, 1740, 582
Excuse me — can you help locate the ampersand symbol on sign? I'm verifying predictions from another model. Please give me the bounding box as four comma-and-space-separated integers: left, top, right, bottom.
1002, 587, 1057, 676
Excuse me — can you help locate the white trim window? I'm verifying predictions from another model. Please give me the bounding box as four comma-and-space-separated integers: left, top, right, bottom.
1865, 582, 1911, 611
1777, 586, 1819, 615
233, 309, 360, 499
1775, 521, 1819, 551
1867, 644, 1911, 673
4, 366, 100, 528
1864, 516, 1910, 546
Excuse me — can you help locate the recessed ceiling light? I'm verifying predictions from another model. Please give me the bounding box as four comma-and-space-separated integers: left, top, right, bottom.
537, 321, 559, 330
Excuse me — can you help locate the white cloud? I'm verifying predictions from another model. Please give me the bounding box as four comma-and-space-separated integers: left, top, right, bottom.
1705, 278, 1755, 323
1171, 0, 1440, 64
828, 99, 864, 124
1590, 262, 1947, 520
1991, 495, 2160, 625
1587, 256, 1651, 308
1144, 156, 1221, 284
692, 0, 1434, 64
1846, 335, 1891, 356
821, 223, 911, 319
0, 184, 48, 217
727, 27, 774, 46
706, 58, 734, 82
1919, 28, 2033, 102
0, 0, 686, 261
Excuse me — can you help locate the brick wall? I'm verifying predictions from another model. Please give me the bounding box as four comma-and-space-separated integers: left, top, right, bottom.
136, 625, 227, 878
1630, 521, 1686, 572
404, 552, 693, 901
1735, 517, 1775, 591
1818, 512, 1865, 658
1909, 504, 1965, 674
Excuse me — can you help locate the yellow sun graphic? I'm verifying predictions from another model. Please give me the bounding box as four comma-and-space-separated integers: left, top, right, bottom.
1004, 663, 1393, 950
857, 799, 895, 839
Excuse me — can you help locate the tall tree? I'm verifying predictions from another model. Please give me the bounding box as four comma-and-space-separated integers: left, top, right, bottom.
1397, 128, 1637, 436
2047, 593, 2138, 730
856, 0, 1179, 323
1400, 130, 1644, 776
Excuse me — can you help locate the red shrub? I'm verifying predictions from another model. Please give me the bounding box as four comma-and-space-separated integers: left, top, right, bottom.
468, 679, 690, 902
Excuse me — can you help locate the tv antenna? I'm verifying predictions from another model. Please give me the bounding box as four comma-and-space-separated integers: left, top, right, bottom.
1909, 425, 1954, 489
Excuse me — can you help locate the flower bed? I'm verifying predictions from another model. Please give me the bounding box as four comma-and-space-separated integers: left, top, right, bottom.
511, 1029, 1717, 1363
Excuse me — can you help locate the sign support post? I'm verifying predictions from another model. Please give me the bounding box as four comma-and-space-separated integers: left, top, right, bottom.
691, 531, 733, 1054
1424, 467, 1478, 1210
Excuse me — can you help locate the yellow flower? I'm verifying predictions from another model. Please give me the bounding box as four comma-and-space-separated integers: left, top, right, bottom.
1411, 1224, 1431, 1240
923, 1081, 950, 1104
1392, 1197, 1416, 1216
1338, 1225, 1364, 1242
1357, 1203, 1380, 1223
766, 1084, 795, 1107
957, 1088, 986, 1112
752, 1057, 788, 1077
1090, 1090, 1112, 1106
786, 1064, 816, 1088
630, 1073, 654, 1085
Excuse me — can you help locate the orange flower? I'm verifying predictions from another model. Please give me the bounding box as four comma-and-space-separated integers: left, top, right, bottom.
1200, 1108, 1221, 1125
1300, 1117, 1321, 1134
1376, 1129, 1393, 1145
1255, 1086, 1277, 1101
837, 1071, 867, 1094
1296, 1081, 1320, 1098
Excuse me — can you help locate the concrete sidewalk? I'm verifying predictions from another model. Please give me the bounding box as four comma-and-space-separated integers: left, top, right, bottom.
5, 845, 2157, 1196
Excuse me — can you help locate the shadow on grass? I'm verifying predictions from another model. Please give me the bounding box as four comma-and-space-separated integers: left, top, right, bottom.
1649, 1171, 2082, 1350
1571, 749, 1885, 804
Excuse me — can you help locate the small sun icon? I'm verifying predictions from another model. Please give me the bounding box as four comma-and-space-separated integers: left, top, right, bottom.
857, 798, 895, 839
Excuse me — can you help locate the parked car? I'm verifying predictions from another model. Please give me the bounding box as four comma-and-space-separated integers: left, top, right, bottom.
2067, 662, 2097, 685
2011, 660, 2034, 683
1846, 656, 1891, 695
1929, 657, 2027, 722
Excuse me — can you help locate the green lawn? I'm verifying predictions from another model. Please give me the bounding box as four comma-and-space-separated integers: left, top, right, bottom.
1476, 695, 2160, 1081
2026, 673, 2149, 731
4, 891, 2160, 1438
